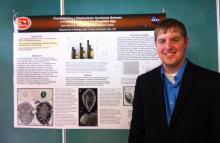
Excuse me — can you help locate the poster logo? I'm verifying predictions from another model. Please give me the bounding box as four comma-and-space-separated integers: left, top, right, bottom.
16, 17, 31, 30
151, 16, 160, 24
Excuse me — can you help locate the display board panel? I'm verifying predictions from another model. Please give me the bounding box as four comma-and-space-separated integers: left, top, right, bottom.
13, 14, 165, 129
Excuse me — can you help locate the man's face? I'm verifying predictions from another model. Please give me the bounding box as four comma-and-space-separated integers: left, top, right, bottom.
155, 28, 189, 72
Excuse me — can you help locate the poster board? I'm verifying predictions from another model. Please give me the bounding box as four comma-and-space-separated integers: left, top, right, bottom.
217, 0, 220, 72
13, 14, 166, 129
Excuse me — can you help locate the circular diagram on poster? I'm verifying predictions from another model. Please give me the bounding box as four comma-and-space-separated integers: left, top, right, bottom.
18, 102, 34, 125
36, 102, 53, 125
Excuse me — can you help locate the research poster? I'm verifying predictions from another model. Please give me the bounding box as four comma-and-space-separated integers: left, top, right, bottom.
13, 14, 165, 129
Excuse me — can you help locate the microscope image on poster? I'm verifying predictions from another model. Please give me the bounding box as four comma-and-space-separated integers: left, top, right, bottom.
123, 86, 134, 106
17, 88, 53, 126
79, 88, 98, 126
71, 40, 94, 59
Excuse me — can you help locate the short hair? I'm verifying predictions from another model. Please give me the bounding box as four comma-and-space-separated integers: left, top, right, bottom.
154, 18, 188, 41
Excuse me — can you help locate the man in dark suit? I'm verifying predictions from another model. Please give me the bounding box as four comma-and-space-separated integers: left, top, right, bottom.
128, 18, 220, 143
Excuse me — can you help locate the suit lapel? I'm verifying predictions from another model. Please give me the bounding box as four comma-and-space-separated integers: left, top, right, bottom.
149, 63, 196, 135
153, 67, 170, 132
168, 62, 195, 128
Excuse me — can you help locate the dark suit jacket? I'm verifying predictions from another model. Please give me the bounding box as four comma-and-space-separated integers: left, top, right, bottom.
129, 60, 220, 143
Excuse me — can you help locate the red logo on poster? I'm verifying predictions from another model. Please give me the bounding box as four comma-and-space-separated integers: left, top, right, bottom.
17, 17, 31, 30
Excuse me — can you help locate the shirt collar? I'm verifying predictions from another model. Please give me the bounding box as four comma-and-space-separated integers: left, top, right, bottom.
161, 60, 187, 84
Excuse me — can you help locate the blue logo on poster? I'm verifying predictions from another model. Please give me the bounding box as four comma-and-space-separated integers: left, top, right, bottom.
151, 16, 160, 24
